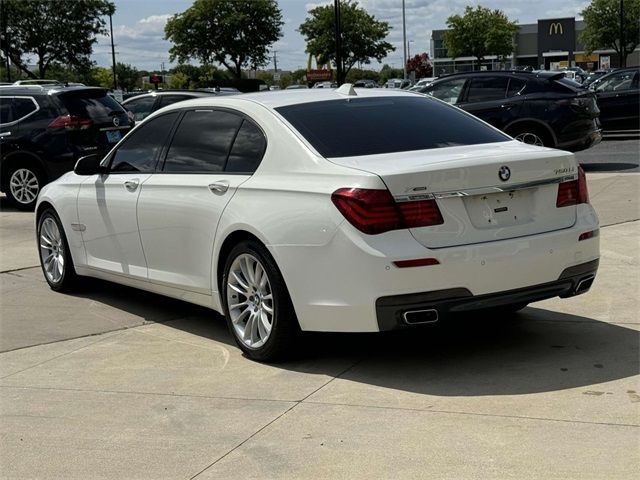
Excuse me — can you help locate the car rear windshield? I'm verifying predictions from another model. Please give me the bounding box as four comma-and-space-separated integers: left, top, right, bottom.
275, 96, 509, 158
58, 90, 125, 122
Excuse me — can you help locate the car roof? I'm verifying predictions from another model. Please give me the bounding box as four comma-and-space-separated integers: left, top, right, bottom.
154, 85, 420, 112
435, 70, 564, 81
121, 90, 221, 103
0, 85, 107, 96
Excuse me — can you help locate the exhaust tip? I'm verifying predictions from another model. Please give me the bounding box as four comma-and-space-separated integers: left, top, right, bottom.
403, 309, 439, 325
575, 275, 595, 295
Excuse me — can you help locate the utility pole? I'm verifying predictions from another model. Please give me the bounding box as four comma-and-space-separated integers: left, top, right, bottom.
1, 0, 10, 82
109, 13, 117, 90
334, 0, 343, 86
620, 0, 625, 67
402, 0, 407, 80
273, 50, 277, 72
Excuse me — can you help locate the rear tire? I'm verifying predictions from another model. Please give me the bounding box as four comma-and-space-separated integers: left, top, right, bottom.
222, 240, 300, 362
4, 163, 44, 210
37, 209, 78, 292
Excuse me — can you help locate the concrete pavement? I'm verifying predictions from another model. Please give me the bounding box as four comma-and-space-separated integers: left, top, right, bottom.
0, 171, 638, 479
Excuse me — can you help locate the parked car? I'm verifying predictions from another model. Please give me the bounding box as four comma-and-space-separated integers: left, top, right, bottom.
285, 84, 308, 89
415, 70, 602, 151
582, 69, 615, 88
588, 67, 639, 132
312, 81, 337, 88
0, 85, 132, 209
36, 87, 599, 361
386, 78, 412, 89
353, 79, 377, 88
122, 90, 231, 122
408, 77, 436, 91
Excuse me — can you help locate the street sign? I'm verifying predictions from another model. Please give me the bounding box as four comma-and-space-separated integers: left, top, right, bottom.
273, 72, 281, 81
150, 74, 162, 85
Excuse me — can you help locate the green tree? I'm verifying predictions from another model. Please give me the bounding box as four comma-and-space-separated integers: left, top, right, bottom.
443, 6, 517, 66
115, 62, 139, 91
0, 0, 115, 79
165, 0, 283, 80
379, 64, 403, 84
298, 0, 394, 84
581, 0, 640, 68
91, 66, 113, 89
169, 72, 190, 89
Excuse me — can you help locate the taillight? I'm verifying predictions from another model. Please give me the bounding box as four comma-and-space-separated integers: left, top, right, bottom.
331, 188, 443, 235
556, 166, 588, 207
47, 114, 93, 130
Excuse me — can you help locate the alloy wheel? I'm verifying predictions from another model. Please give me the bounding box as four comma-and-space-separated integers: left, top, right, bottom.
39, 217, 65, 284
514, 132, 544, 146
9, 168, 40, 205
226, 253, 274, 349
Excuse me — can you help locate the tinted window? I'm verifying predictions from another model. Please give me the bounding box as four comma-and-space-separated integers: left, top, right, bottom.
125, 96, 156, 121
226, 120, 266, 173
59, 90, 124, 122
507, 78, 526, 97
597, 70, 638, 92
466, 76, 509, 102
0, 98, 13, 123
427, 78, 467, 104
109, 113, 178, 172
13, 98, 38, 119
276, 97, 509, 158
163, 110, 242, 172
157, 94, 192, 108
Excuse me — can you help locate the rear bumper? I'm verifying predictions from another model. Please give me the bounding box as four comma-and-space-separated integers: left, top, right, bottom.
375, 259, 599, 330
556, 119, 602, 152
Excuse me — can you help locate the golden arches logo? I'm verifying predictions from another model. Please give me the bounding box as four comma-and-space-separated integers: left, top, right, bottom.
549, 23, 563, 35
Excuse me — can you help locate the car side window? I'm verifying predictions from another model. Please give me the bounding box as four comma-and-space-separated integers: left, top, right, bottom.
109, 112, 179, 173
466, 76, 509, 103
428, 78, 467, 104
597, 71, 638, 92
157, 95, 192, 108
225, 119, 267, 173
507, 78, 526, 97
162, 110, 243, 173
0, 96, 38, 125
0, 98, 12, 123
125, 96, 156, 121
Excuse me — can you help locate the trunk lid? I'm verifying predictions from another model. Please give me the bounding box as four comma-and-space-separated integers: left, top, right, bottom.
329, 141, 579, 248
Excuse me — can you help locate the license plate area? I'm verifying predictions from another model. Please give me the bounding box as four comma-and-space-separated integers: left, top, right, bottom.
463, 189, 534, 229
106, 130, 122, 143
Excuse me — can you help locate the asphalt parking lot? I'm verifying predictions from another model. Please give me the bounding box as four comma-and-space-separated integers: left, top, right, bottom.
0, 139, 638, 479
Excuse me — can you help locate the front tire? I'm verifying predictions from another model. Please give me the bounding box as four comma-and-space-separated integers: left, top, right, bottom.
37, 209, 77, 292
222, 240, 299, 362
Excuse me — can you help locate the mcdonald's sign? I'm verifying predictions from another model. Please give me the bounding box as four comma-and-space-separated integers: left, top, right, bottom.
549, 22, 564, 35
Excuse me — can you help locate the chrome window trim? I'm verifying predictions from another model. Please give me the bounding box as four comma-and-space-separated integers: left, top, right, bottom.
394, 174, 578, 202
0, 96, 40, 126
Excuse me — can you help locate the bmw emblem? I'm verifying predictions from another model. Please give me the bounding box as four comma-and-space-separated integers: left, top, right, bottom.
112, 116, 120, 127
498, 166, 511, 182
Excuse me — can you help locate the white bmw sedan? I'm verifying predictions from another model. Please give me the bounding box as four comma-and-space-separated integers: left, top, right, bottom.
35, 85, 600, 361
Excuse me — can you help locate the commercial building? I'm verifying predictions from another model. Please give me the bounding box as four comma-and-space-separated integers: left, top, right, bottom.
431, 17, 640, 75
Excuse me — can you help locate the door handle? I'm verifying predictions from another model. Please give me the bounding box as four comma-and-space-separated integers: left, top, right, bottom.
124, 179, 139, 192
501, 103, 516, 109
208, 181, 229, 194
0, 132, 11, 137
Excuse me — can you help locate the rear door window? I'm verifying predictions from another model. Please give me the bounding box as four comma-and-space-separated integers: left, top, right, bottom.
276, 96, 509, 158
225, 120, 266, 173
466, 76, 509, 102
428, 78, 467, 104
0, 97, 39, 124
109, 112, 179, 173
163, 110, 243, 173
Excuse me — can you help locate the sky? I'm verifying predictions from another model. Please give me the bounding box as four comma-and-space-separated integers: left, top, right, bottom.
93, 0, 590, 72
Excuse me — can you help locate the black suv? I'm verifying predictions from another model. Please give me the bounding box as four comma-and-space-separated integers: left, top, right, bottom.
122, 90, 236, 122
415, 71, 601, 151
0, 85, 132, 209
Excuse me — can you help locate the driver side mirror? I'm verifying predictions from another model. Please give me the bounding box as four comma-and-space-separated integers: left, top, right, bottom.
74, 154, 105, 176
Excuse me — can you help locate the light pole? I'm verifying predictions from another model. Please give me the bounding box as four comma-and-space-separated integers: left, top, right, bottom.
620, 0, 625, 67
109, 13, 117, 90
402, 0, 407, 80
334, 0, 343, 85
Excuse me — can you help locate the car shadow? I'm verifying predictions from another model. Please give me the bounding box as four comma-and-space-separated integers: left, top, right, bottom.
582, 162, 639, 172
68, 279, 639, 398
